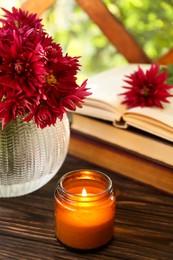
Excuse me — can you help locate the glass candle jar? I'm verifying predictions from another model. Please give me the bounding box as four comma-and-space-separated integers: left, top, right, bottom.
54, 169, 116, 251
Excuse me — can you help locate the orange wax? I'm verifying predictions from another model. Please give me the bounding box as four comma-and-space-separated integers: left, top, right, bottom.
54, 170, 116, 250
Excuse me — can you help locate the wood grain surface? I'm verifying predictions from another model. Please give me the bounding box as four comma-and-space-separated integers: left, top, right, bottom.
0, 155, 173, 259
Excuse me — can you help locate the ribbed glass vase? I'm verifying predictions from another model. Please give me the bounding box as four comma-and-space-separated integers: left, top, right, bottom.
0, 115, 70, 197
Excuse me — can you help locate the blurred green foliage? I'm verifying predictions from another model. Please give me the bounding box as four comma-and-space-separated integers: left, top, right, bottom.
42, 0, 173, 80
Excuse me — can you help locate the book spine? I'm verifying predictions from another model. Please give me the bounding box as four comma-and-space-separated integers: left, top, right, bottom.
69, 132, 173, 195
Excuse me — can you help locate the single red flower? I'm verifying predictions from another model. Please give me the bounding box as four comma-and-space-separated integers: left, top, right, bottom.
33, 106, 58, 129
120, 64, 173, 109
0, 7, 42, 32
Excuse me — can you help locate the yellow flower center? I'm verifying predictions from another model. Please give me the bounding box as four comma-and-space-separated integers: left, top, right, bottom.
15, 62, 23, 74
141, 86, 151, 96
1, 95, 6, 102
46, 74, 57, 86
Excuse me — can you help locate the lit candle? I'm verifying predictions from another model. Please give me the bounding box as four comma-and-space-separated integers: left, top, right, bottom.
54, 169, 116, 251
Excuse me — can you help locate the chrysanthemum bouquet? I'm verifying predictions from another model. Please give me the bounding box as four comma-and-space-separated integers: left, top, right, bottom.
0, 7, 90, 129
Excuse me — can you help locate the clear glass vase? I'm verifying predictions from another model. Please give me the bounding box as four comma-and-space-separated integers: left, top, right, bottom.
0, 115, 70, 197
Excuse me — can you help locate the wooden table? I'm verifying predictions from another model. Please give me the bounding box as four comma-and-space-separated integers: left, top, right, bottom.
0, 155, 173, 259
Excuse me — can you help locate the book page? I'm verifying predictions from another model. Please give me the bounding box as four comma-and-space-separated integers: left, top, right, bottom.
125, 102, 173, 126
123, 102, 173, 141
77, 64, 151, 121
75, 104, 118, 122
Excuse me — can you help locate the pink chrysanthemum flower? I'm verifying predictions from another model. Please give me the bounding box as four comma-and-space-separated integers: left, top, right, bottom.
120, 64, 173, 109
0, 7, 91, 129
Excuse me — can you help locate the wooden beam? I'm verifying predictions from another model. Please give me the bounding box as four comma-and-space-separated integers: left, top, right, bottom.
21, 0, 56, 16
157, 48, 173, 65
76, 0, 151, 64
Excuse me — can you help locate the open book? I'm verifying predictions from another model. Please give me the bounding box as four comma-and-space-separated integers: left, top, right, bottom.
76, 64, 173, 142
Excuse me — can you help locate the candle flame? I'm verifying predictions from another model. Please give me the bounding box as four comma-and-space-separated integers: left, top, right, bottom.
82, 188, 87, 196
